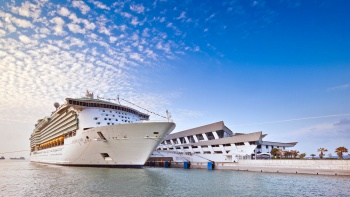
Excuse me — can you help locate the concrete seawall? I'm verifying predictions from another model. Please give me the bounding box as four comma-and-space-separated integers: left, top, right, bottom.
146, 160, 350, 176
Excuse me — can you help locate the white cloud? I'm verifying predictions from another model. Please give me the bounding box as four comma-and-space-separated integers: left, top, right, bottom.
206, 13, 215, 21
58, 7, 70, 17
98, 26, 110, 35
130, 53, 144, 62
0, 29, 5, 37
156, 41, 171, 53
130, 4, 145, 14
131, 17, 139, 26
40, 27, 51, 35
72, 1, 91, 14
11, 1, 42, 19
109, 36, 117, 43
328, 84, 350, 91
142, 28, 150, 37
91, 0, 110, 10
176, 11, 186, 20
18, 35, 32, 44
69, 37, 85, 47
5, 24, 16, 32
1, 14, 34, 28
67, 23, 85, 34
50, 16, 66, 35
120, 12, 132, 18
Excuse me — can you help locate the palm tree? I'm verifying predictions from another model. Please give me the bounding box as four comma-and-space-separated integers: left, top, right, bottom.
310, 154, 316, 159
299, 153, 306, 159
335, 146, 348, 159
284, 151, 290, 158
270, 148, 279, 158
290, 150, 299, 159
317, 148, 328, 159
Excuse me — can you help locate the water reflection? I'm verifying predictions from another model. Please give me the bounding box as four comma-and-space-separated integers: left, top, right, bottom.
0, 161, 349, 197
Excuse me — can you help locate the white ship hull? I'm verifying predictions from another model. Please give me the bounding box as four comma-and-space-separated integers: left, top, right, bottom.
31, 121, 175, 167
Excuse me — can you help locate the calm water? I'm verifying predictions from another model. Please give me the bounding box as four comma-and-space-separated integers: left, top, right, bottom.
1, 161, 350, 197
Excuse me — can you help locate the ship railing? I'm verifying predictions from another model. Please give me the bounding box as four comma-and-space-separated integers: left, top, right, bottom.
135, 119, 174, 123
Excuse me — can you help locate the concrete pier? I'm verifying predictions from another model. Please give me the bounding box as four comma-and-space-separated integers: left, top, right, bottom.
145, 160, 350, 176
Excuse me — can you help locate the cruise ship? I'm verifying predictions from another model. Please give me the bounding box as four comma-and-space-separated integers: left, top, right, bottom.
150, 121, 297, 163
30, 91, 175, 167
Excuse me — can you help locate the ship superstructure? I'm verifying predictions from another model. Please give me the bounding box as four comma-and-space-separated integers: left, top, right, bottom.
30, 91, 175, 167
150, 121, 297, 162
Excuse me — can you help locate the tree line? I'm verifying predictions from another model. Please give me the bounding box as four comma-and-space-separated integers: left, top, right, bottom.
270, 146, 348, 159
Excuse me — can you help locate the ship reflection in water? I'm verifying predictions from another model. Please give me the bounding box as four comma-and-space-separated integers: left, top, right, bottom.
1, 161, 350, 196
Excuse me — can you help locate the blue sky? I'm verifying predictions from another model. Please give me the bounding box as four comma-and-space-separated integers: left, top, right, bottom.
0, 0, 349, 157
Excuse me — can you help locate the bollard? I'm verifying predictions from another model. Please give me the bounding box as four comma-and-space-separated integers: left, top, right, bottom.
207, 162, 214, 170
165, 161, 170, 168
184, 161, 190, 169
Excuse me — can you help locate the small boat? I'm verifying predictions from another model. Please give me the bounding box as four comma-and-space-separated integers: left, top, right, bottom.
0, 156, 5, 160
10, 157, 25, 160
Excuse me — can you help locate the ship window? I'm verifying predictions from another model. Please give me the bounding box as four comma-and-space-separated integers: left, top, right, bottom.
214, 151, 221, 154
101, 153, 110, 159
94, 117, 98, 120
116, 119, 118, 121
109, 118, 111, 121
107, 123, 110, 125
266, 145, 269, 149
97, 122, 100, 125
104, 118, 107, 120
110, 111, 112, 113
103, 110, 105, 112
106, 114, 108, 116
192, 146, 198, 148
204, 151, 211, 154
112, 123, 114, 125
153, 132, 159, 134
223, 144, 231, 147
183, 147, 189, 149
83, 128, 92, 130
201, 145, 208, 148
